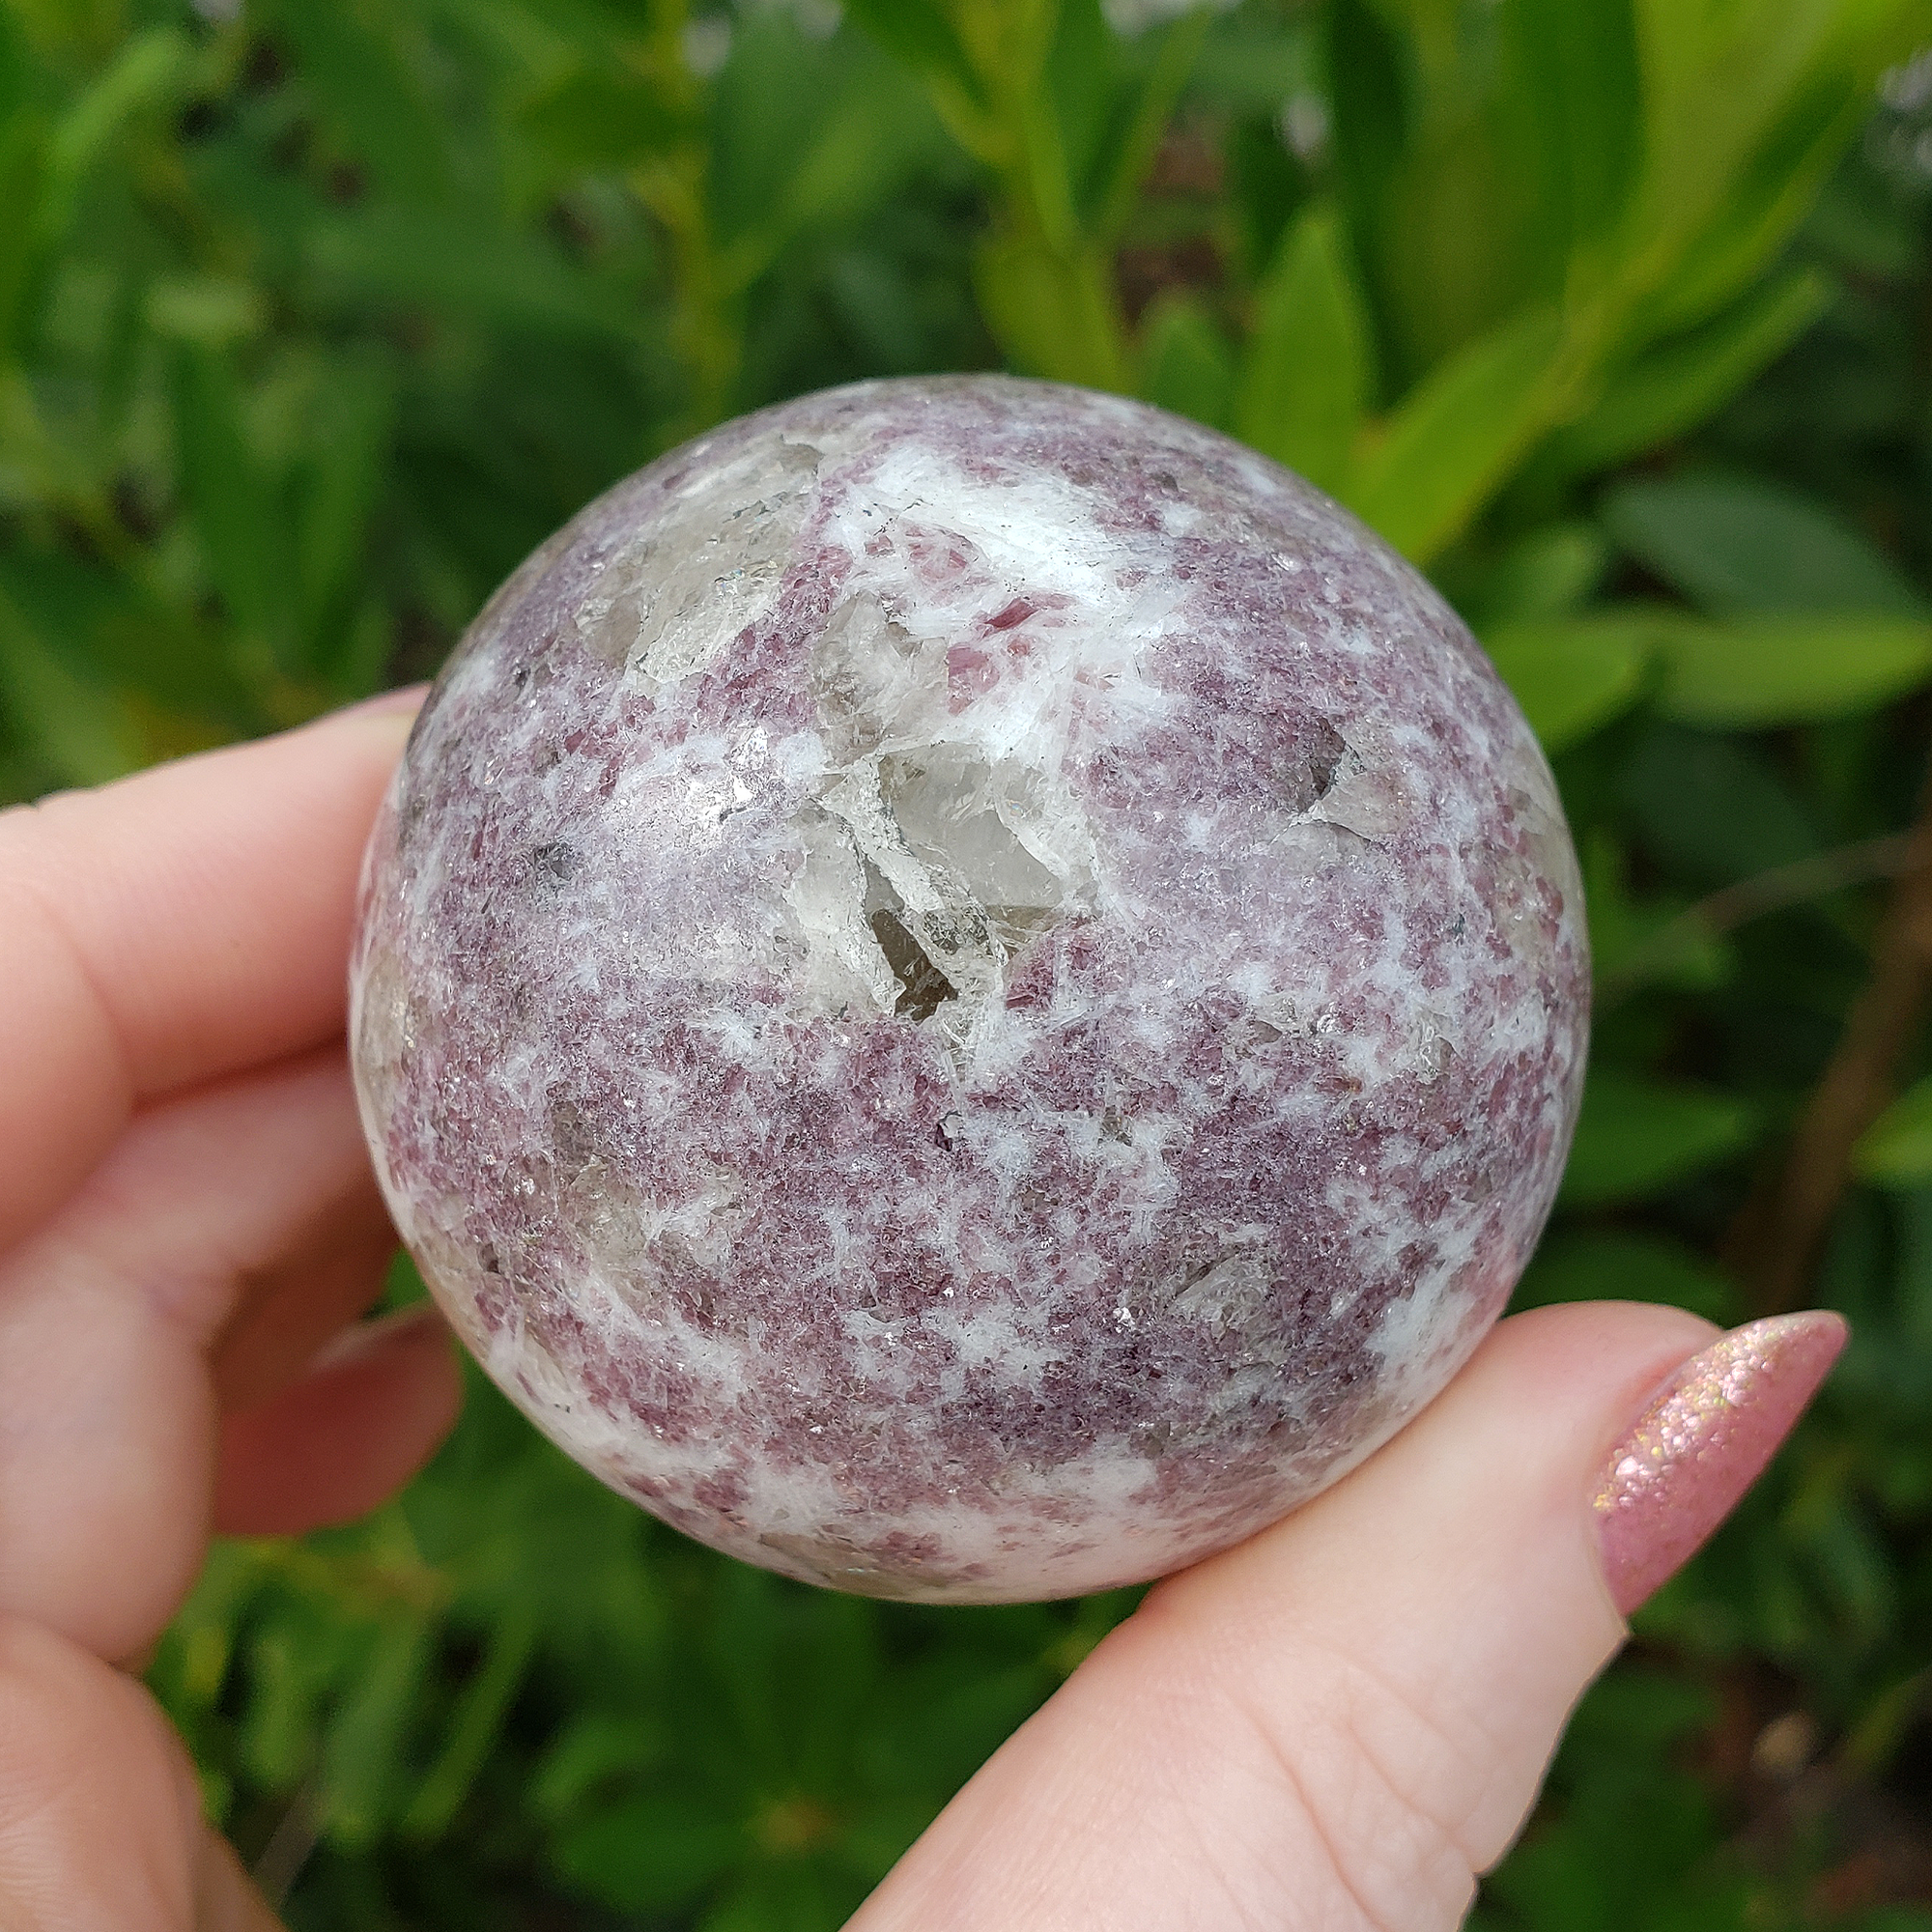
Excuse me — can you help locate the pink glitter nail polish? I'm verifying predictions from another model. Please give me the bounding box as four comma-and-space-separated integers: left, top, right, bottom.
1594, 1312, 1848, 1616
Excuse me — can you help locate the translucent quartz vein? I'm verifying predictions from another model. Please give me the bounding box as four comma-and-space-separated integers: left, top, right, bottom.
350, 376, 1588, 1603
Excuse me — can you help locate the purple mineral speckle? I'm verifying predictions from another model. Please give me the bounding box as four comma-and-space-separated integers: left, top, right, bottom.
349, 376, 1587, 1603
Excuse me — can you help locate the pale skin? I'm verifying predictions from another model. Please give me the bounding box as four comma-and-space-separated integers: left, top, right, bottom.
0, 698, 1719, 1929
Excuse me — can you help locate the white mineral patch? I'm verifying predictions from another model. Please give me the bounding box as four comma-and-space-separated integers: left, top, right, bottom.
776, 450, 1140, 1060
580, 440, 821, 694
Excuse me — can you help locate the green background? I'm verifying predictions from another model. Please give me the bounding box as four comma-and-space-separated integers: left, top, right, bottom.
7, 0, 1932, 1922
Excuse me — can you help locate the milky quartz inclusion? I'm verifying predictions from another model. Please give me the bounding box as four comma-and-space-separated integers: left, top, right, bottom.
350, 376, 1587, 1603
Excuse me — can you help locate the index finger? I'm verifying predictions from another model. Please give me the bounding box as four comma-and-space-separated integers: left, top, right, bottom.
0, 693, 421, 1253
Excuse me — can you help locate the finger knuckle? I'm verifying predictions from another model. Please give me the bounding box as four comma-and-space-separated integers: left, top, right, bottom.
1228, 1643, 1489, 1930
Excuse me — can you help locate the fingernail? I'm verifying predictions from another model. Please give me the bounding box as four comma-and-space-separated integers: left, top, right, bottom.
323, 682, 431, 725
1594, 1312, 1848, 1616
310, 1301, 447, 1372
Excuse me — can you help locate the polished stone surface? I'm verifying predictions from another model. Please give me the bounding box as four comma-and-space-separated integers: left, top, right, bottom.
350, 376, 1587, 1602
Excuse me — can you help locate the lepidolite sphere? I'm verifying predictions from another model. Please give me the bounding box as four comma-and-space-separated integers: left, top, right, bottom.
350, 376, 1586, 1603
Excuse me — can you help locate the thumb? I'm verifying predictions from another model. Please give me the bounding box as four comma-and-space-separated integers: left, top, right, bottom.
852, 1300, 1846, 1931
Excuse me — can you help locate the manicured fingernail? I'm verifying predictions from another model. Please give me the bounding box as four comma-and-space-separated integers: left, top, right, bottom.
1594, 1312, 1847, 1616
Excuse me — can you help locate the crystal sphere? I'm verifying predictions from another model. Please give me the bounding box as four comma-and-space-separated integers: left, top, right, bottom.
350, 376, 1587, 1602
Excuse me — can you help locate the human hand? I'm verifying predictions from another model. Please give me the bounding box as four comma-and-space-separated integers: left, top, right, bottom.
852, 1302, 1843, 1929
0, 702, 1845, 1929
0, 695, 460, 1925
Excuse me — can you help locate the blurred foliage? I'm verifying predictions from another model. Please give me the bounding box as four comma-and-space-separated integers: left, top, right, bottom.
8, 0, 1932, 1922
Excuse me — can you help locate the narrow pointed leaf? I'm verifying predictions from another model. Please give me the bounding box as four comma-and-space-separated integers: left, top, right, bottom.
838, 0, 989, 144
521, 67, 688, 172
1498, 0, 1642, 270
1603, 474, 1928, 617
38, 27, 188, 247
1658, 617, 1932, 725
1541, 268, 1830, 480
1140, 291, 1235, 430
1482, 617, 1649, 753
1560, 1068, 1760, 1206
1236, 204, 1371, 494
1347, 305, 1564, 562
974, 230, 1130, 391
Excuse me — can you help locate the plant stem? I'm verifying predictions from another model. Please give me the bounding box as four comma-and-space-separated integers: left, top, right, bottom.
1726, 753, 1932, 1314
1597, 829, 1932, 1009
630, 0, 741, 440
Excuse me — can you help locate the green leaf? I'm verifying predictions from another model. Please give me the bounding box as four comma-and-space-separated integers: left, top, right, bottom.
1190, 17, 1315, 115
1139, 291, 1234, 431
1088, 5, 1212, 244
1497, 0, 1642, 271
0, 0, 28, 127
1017, 86, 1082, 256
1540, 268, 1830, 480
1379, 111, 1537, 377
1044, 0, 1122, 223
1601, 473, 1927, 617
402, 1604, 538, 1841
1639, 70, 1863, 340
269, 0, 456, 205
1347, 305, 1564, 563
839, 0, 978, 91
520, 66, 687, 172
1794, 1492, 1897, 1647
1225, 110, 1311, 282
2, 549, 238, 725
1514, 1228, 1743, 1323
1559, 1067, 1760, 1206
839, 0, 989, 147
974, 229, 1130, 390
1621, 1, 1924, 345
1465, 522, 1608, 627
1582, 828, 1736, 1001
1623, 6, 1832, 262
172, 346, 294, 668
1323, 0, 1408, 309
296, 355, 395, 674
1658, 617, 1932, 726
307, 210, 636, 339
144, 274, 267, 349
753, 46, 952, 257
38, 26, 188, 247
552, 1796, 744, 1913
1481, 615, 1648, 753
0, 115, 43, 354
530, 1713, 665, 1827
0, 579, 138, 782
1508, 599, 1932, 730
1855, 1076, 1932, 1188
240, 1607, 359, 1792
321, 1612, 432, 1846
1235, 204, 1371, 494
1619, 722, 1822, 884
710, 8, 848, 249
822, 249, 929, 370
